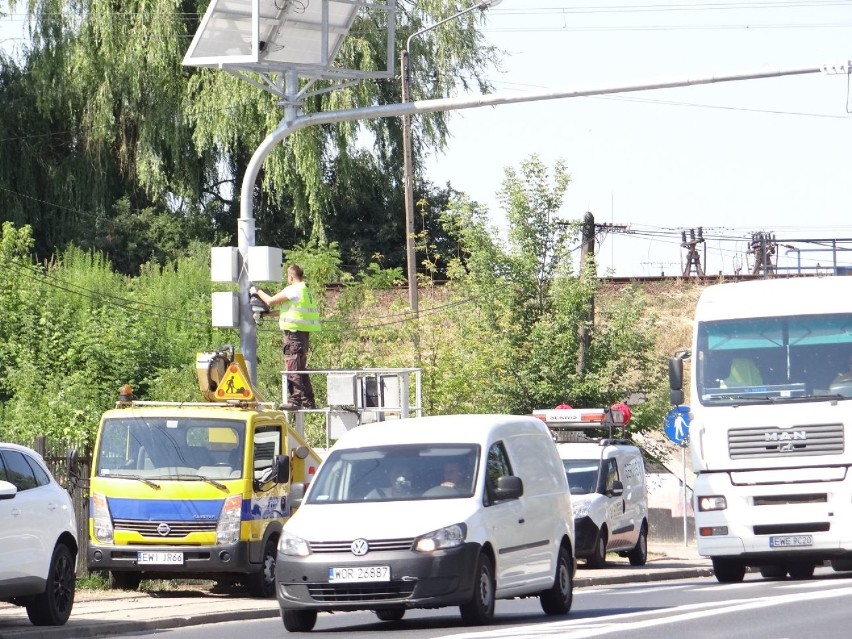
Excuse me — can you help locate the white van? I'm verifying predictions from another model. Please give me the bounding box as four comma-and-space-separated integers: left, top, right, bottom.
557, 439, 648, 568
275, 414, 575, 632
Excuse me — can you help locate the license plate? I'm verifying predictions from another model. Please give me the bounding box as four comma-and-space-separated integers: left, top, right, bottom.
138, 551, 184, 565
769, 535, 813, 548
328, 565, 390, 583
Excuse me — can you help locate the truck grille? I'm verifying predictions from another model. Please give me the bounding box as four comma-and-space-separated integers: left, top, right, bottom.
307, 582, 415, 602
728, 423, 844, 459
113, 519, 216, 538
309, 538, 415, 553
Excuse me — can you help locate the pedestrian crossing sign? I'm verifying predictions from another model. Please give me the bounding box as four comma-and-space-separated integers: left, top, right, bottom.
216, 363, 254, 400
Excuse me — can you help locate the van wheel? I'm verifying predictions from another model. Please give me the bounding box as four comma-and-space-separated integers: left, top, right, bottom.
375, 608, 405, 621
109, 570, 141, 591
460, 553, 495, 625
586, 528, 608, 568
26, 543, 76, 626
540, 546, 573, 615
627, 524, 648, 566
759, 565, 787, 579
787, 561, 815, 580
282, 609, 318, 632
248, 537, 278, 598
712, 557, 746, 583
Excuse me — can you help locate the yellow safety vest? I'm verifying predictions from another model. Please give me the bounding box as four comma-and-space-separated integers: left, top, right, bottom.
279, 282, 321, 332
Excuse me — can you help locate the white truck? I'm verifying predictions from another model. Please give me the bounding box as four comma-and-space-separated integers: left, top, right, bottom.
532, 407, 648, 568
669, 276, 852, 582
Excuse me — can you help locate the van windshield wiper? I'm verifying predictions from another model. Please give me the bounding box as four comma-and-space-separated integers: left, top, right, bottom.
106, 473, 161, 490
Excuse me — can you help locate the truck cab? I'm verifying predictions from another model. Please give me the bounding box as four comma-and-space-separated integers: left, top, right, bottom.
533, 407, 648, 568
85, 348, 322, 596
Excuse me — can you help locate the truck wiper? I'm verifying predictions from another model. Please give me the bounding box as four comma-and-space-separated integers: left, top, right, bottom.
107, 473, 161, 490
164, 473, 229, 492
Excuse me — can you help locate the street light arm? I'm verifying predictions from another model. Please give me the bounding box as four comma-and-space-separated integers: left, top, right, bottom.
406, 2, 492, 57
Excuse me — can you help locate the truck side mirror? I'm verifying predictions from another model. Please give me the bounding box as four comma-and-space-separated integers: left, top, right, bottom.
669, 352, 690, 405
609, 479, 624, 497
493, 475, 524, 501
256, 454, 291, 488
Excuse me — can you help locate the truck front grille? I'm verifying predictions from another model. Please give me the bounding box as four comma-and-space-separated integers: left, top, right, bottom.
113, 519, 216, 538
729, 423, 843, 459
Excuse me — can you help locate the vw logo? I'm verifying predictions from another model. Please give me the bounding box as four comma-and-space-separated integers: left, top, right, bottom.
350, 538, 369, 556
157, 522, 171, 536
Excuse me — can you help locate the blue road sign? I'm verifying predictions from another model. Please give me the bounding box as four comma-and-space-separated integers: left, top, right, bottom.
665, 406, 691, 445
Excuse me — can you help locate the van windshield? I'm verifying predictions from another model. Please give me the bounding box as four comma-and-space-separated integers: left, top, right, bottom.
307, 444, 480, 503
562, 460, 599, 495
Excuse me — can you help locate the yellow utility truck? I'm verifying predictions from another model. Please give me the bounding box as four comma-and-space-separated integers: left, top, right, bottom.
85, 346, 321, 596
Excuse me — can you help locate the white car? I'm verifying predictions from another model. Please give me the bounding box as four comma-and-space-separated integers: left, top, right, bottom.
0, 443, 78, 625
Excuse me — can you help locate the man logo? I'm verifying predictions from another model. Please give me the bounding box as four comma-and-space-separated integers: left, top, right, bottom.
350, 538, 369, 556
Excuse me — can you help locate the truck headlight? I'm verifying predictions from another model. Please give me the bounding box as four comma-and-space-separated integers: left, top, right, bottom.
698, 495, 727, 512
216, 495, 242, 545
413, 523, 467, 553
91, 492, 114, 544
279, 530, 312, 557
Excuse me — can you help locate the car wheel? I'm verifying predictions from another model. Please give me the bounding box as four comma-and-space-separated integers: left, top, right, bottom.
109, 571, 142, 591
26, 543, 76, 626
759, 565, 787, 579
459, 553, 495, 625
586, 527, 608, 569
375, 608, 405, 621
540, 546, 574, 615
282, 609, 318, 632
248, 537, 277, 598
712, 557, 746, 583
627, 524, 648, 566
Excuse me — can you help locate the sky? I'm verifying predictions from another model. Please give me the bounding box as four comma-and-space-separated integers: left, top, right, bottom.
4, 1, 852, 277
422, 0, 852, 277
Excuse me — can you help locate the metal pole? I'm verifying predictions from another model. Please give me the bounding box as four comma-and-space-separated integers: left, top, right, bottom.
682, 444, 689, 546
401, 49, 418, 315
237, 62, 829, 376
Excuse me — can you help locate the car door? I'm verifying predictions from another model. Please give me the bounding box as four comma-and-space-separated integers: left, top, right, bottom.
601, 456, 630, 549
0, 448, 47, 580
482, 441, 527, 590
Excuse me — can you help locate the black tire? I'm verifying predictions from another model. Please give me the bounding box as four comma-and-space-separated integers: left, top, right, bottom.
282, 609, 318, 632
540, 546, 574, 615
26, 543, 76, 626
586, 528, 608, 569
759, 565, 787, 579
627, 524, 648, 566
787, 561, 815, 580
459, 553, 495, 625
109, 570, 141, 591
248, 537, 277, 598
712, 557, 746, 583
375, 608, 405, 621
831, 558, 852, 572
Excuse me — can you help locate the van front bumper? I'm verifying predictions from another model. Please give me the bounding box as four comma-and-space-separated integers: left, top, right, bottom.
276, 542, 482, 611
87, 541, 252, 577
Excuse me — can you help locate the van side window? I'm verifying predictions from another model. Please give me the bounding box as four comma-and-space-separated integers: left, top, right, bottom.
485, 442, 513, 505
603, 458, 619, 493
253, 426, 282, 481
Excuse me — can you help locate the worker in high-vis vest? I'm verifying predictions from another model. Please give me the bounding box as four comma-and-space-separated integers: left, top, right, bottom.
251, 264, 320, 409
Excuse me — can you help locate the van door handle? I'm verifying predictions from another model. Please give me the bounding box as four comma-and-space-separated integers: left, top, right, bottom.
518, 518, 525, 524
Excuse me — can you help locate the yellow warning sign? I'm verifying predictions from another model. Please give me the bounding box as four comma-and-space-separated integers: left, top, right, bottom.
215, 363, 254, 401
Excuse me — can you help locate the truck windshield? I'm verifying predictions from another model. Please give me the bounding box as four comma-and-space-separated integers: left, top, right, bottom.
696, 313, 852, 405
95, 417, 245, 480
307, 444, 480, 504
562, 460, 599, 495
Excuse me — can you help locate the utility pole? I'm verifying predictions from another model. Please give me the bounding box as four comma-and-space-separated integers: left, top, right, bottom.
577, 212, 596, 378
749, 231, 776, 278
681, 228, 705, 278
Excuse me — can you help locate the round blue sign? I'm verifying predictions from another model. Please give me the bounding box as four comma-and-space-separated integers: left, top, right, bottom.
664, 405, 691, 445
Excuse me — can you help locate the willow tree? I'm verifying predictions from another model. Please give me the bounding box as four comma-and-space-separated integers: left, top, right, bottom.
2, 0, 500, 267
